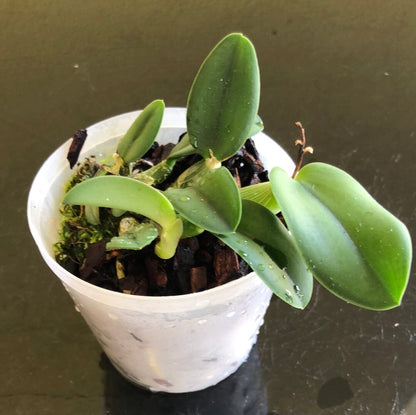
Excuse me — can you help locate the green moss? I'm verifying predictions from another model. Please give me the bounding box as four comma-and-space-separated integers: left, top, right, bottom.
55, 158, 119, 266
54, 204, 120, 266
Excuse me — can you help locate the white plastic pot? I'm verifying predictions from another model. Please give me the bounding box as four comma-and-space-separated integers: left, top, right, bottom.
27, 108, 294, 393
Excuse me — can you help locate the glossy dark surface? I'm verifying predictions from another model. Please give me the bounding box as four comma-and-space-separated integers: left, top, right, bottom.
1, 1, 415, 414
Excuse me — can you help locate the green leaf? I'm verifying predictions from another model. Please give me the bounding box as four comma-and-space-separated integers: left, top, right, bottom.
63, 175, 182, 259
133, 135, 196, 186
164, 161, 242, 234
106, 220, 158, 251
111, 208, 126, 217
270, 163, 412, 310
187, 33, 260, 161
117, 100, 165, 163
248, 114, 264, 138
218, 200, 313, 309
84, 205, 100, 225
180, 217, 204, 238
240, 182, 280, 214
167, 133, 197, 160
134, 158, 176, 186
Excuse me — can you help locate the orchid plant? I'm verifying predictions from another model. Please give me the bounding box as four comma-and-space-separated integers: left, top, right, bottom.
62, 33, 412, 310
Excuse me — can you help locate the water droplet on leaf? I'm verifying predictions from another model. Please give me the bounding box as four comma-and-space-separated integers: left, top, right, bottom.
284, 290, 293, 304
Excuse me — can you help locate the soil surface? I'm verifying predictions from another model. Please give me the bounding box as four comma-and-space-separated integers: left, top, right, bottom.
59, 136, 269, 296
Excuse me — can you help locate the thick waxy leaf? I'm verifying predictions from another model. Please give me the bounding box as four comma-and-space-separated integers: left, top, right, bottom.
147, 135, 198, 191
167, 133, 197, 160
106, 220, 158, 251
218, 200, 313, 309
240, 182, 280, 214
84, 205, 100, 225
270, 163, 412, 310
180, 217, 204, 238
134, 134, 195, 186
134, 158, 176, 186
117, 100, 165, 163
187, 33, 260, 161
164, 162, 241, 234
111, 208, 126, 217
63, 175, 182, 259
248, 114, 264, 138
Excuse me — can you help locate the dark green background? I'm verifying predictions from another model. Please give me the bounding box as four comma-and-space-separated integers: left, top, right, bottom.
1, 1, 415, 414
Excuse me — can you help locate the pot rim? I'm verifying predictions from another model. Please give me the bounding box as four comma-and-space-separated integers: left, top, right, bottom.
27, 107, 294, 312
